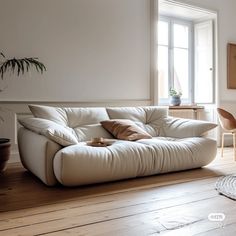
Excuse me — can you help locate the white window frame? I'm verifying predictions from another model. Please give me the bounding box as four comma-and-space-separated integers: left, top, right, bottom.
158, 16, 193, 105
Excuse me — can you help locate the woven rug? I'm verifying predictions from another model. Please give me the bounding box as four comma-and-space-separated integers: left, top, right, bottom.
215, 175, 236, 200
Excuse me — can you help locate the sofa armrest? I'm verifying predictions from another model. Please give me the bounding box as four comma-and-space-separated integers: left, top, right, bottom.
159, 116, 217, 138
18, 117, 78, 146
18, 127, 62, 186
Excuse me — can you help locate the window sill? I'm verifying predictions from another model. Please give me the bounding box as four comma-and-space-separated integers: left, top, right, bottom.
168, 105, 204, 110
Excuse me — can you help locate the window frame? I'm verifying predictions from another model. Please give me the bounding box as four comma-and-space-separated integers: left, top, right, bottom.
158, 16, 193, 105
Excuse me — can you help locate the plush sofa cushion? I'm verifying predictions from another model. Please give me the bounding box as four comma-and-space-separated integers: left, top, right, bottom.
53, 137, 217, 186
161, 117, 218, 138
101, 119, 152, 141
106, 106, 168, 136
18, 117, 78, 146
28, 105, 169, 141
28, 105, 113, 141
29, 104, 68, 126
28, 105, 216, 141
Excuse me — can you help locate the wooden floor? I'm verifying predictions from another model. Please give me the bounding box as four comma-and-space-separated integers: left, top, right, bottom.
1, 148, 236, 236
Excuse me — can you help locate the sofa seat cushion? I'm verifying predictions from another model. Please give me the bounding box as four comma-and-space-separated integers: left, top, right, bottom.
53, 137, 216, 186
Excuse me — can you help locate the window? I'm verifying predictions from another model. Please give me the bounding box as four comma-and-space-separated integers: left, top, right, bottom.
157, 16, 214, 104
194, 20, 214, 103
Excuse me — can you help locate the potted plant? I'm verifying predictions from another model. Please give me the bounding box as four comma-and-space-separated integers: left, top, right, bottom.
0, 52, 46, 172
169, 88, 182, 106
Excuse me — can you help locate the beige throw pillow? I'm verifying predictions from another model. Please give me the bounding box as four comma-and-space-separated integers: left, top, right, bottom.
101, 119, 152, 141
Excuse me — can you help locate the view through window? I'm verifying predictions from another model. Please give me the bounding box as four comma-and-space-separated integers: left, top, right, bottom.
158, 2, 216, 105
158, 18, 190, 103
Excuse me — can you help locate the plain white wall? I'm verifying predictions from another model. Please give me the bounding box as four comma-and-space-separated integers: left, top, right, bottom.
0, 0, 151, 102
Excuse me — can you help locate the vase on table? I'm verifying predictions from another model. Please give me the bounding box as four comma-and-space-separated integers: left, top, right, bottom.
170, 95, 181, 106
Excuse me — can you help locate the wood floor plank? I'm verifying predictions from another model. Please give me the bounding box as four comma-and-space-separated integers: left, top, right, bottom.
195, 222, 236, 236
0, 177, 217, 220
0, 167, 225, 213
0, 148, 236, 235
38, 194, 234, 236
0, 189, 217, 233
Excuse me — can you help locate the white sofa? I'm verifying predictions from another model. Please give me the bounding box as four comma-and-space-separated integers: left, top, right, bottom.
18, 105, 217, 186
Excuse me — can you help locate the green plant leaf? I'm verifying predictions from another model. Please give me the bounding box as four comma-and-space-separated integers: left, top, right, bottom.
0, 52, 5, 58
10, 59, 16, 73
15, 59, 21, 76
24, 60, 30, 72
20, 59, 25, 75
0, 54, 46, 79
0, 61, 9, 79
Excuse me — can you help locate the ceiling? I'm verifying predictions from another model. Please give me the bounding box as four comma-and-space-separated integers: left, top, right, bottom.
159, 0, 216, 21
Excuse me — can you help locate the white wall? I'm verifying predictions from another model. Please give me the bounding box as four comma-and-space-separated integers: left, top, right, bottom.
0, 0, 154, 162
0, 0, 151, 102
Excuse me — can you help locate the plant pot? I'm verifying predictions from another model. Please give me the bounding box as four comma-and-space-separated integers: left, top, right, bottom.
170, 96, 181, 106
0, 138, 11, 172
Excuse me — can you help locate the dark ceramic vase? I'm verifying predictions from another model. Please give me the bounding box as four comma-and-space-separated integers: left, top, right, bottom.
170, 96, 181, 106
0, 138, 11, 172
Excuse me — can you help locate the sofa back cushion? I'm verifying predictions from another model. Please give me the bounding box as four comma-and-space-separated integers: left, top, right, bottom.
18, 117, 78, 146
29, 105, 113, 142
29, 105, 168, 141
106, 106, 168, 136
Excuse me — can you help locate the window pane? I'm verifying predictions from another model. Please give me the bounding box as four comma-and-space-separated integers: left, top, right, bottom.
158, 45, 169, 99
174, 23, 189, 48
158, 21, 168, 46
173, 48, 189, 99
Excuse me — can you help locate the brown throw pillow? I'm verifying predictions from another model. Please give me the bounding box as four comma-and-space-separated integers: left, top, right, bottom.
101, 119, 152, 141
